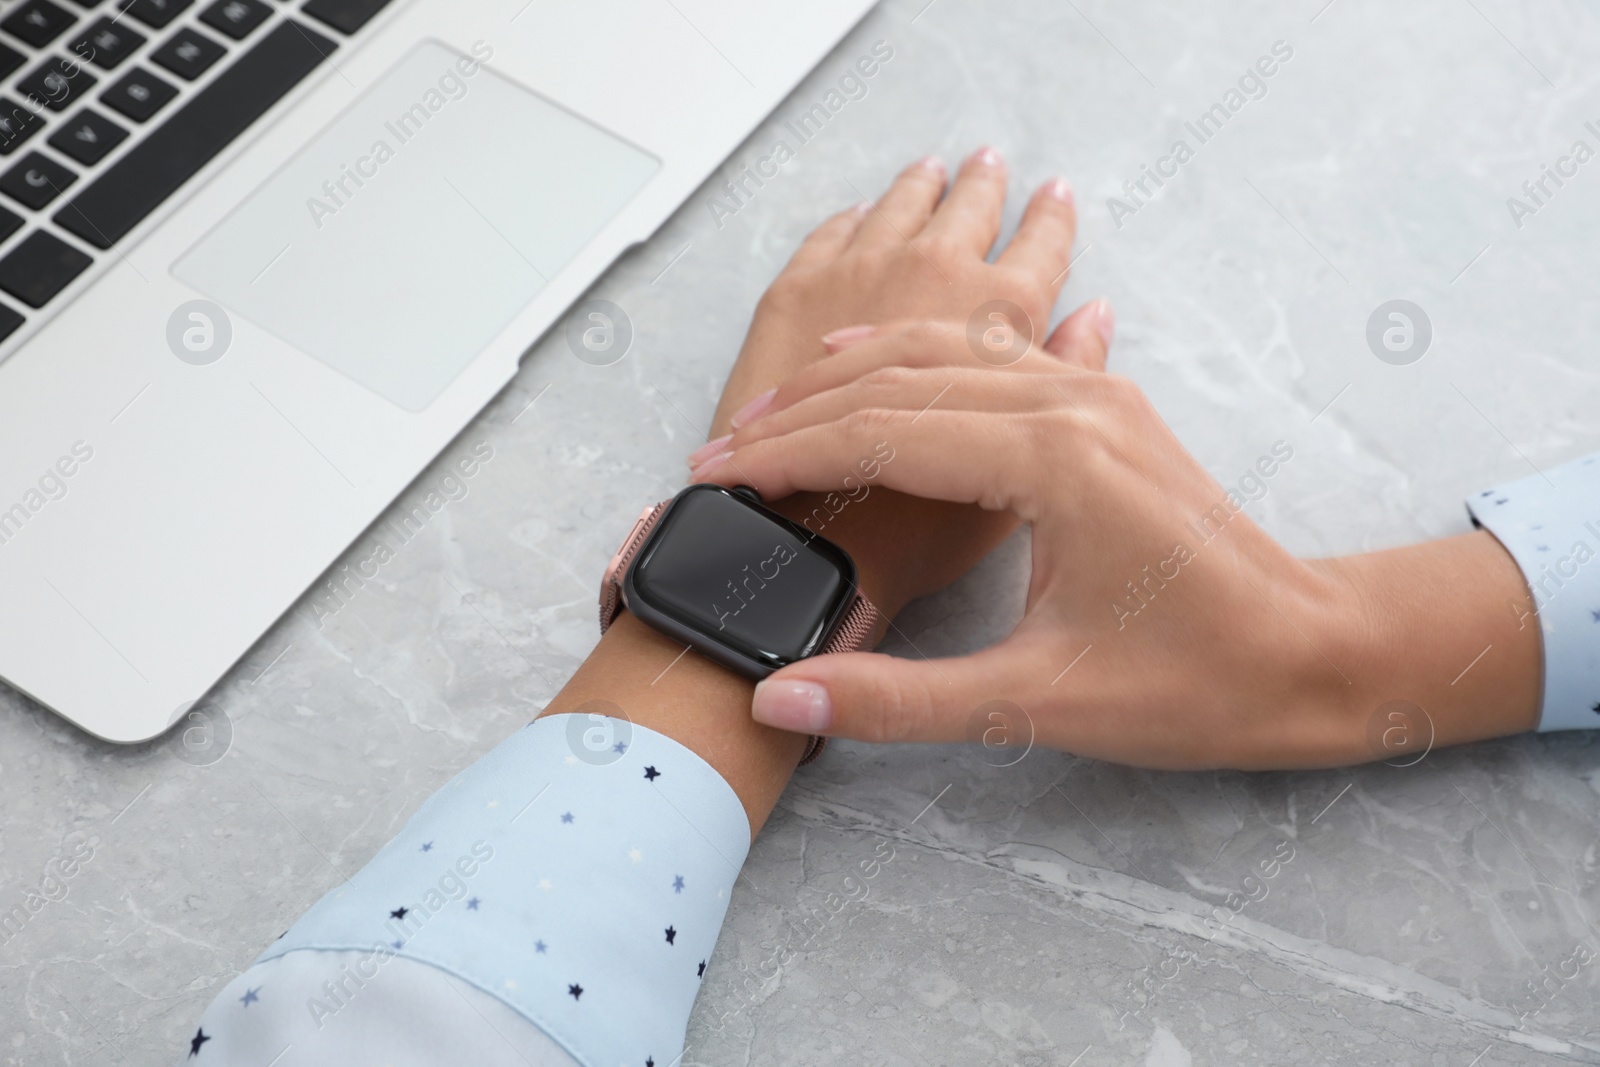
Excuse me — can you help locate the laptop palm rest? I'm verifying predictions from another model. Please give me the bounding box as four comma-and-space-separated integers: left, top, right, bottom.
172, 39, 659, 412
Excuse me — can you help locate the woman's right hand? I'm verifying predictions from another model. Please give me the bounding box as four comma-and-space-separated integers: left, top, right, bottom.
692, 321, 1541, 770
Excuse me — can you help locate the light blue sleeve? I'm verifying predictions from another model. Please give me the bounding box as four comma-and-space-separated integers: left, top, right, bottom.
179, 713, 751, 1066
1466, 451, 1600, 732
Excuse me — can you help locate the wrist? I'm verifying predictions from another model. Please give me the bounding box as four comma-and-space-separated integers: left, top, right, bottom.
1310, 532, 1541, 762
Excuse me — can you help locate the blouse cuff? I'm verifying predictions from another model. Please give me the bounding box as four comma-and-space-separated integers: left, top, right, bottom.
257, 712, 750, 1067
1466, 452, 1600, 732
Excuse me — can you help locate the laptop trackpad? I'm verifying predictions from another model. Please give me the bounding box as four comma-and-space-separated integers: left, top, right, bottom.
172, 40, 659, 411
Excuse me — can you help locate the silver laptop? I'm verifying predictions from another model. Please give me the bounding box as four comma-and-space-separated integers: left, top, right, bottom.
0, 0, 876, 742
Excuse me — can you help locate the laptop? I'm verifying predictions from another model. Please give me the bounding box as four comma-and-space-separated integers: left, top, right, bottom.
0, 0, 877, 743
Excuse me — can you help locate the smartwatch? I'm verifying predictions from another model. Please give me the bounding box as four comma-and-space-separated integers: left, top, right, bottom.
599, 483, 881, 763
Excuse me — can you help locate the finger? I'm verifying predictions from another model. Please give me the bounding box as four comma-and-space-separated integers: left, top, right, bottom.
916, 145, 1008, 258
853, 156, 948, 248
692, 405, 1047, 516
784, 201, 872, 272
728, 364, 1065, 453
995, 178, 1077, 290
820, 324, 877, 353
767, 321, 1073, 423
1042, 298, 1114, 371
752, 639, 1043, 745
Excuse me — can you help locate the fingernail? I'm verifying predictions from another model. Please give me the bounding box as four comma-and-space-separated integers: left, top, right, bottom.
918, 155, 945, 174
689, 451, 734, 482
1094, 298, 1116, 348
972, 145, 1004, 168
1045, 177, 1074, 205
852, 200, 873, 215
821, 324, 875, 349
730, 388, 777, 429
687, 433, 733, 468
752, 679, 832, 732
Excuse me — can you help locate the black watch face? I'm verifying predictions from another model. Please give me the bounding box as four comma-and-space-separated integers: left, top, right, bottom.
631, 485, 855, 668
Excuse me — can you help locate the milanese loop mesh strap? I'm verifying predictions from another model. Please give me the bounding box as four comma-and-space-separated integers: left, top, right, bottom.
598, 499, 880, 767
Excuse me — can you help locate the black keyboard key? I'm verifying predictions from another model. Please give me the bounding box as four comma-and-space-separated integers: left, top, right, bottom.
19, 57, 98, 112
2, 0, 77, 47
47, 108, 127, 164
150, 26, 224, 79
0, 152, 76, 209
0, 101, 45, 156
101, 66, 176, 121
200, 0, 269, 39
0, 44, 25, 81
56, 21, 334, 249
0, 230, 92, 307
0, 303, 24, 343
301, 0, 390, 34
0, 206, 22, 243
117, 0, 192, 29
68, 16, 146, 70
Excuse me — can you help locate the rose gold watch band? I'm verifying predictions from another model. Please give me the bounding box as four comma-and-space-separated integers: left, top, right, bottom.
598, 499, 880, 766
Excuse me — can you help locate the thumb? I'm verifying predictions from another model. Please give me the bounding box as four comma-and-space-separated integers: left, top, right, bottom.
1043, 297, 1114, 371
751, 642, 1035, 745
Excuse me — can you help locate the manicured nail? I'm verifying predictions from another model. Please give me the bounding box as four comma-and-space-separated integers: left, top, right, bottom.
689, 451, 734, 482
821, 324, 875, 350
917, 155, 945, 174
852, 200, 873, 215
1045, 177, 1074, 205
972, 145, 1003, 168
752, 679, 832, 732
687, 433, 733, 468
730, 388, 776, 429
1094, 298, 1116, 348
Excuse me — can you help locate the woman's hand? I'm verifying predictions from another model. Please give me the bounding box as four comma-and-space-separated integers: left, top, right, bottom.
694, 322, 1541, 770
695, 147, 1110, 618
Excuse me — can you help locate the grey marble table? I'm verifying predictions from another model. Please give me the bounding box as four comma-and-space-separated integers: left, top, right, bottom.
6, 0, 1600, 1063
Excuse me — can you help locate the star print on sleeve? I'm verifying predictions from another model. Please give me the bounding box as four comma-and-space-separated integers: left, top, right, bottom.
188, 1028, 210, 1057
238, 715, 752, 1067
420, 841, 433, 852
238, 986, 259, 1007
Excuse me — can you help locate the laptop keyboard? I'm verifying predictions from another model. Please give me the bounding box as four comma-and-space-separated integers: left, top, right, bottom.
0, 0, 394, 336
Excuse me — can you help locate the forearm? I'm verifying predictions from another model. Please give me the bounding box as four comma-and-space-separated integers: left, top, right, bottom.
1319, 530, 1541, 755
